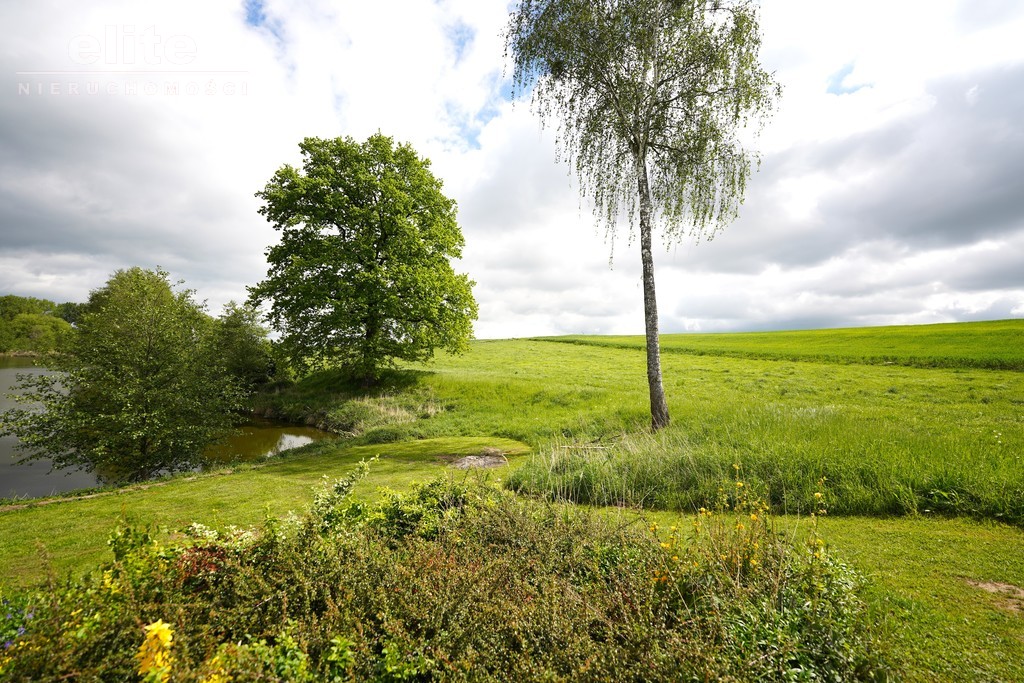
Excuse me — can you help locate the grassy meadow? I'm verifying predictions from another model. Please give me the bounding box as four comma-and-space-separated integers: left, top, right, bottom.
548, 319, 1024, 370
251, 320, 1024, 522
2, 319, 1023, 680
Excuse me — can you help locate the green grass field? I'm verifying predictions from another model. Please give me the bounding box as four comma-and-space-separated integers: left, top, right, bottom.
2, 320, 1023, 680
547, 318, 1024, 369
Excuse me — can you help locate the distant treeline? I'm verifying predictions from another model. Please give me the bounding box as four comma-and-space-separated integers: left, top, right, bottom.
0, 294, 82, 354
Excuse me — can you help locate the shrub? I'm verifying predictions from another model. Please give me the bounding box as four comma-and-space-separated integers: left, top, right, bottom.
0, 468, 890, 681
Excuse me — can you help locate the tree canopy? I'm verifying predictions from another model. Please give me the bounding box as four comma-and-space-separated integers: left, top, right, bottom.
506, 0, 779, 429
0, 313, 72, 354
248, 134, 478, 382
0, 294, 74, 354
0, 267, 245, 484
0, 294, 57, 320
213, 301, 277, 391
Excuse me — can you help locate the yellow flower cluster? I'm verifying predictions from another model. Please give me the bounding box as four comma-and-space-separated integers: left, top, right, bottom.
137, 619, 174, 682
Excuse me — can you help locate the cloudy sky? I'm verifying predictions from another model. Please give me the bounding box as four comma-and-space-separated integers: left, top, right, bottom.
2, 0, 1023, 339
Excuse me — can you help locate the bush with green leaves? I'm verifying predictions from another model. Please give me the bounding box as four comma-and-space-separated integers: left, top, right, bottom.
0, 467, 890, 681
0, 267, 246, 484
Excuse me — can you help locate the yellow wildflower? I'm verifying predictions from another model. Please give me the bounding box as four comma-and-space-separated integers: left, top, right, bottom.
102, 570, 120, 595
201, 658, 231, 683
137, 620, 174, 682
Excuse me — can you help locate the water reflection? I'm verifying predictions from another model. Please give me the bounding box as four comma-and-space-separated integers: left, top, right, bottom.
0, 358, 332, 499
204, 418, 332, 465
0, 357, 98, 498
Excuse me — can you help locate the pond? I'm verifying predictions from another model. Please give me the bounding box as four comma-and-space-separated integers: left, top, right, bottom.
0, 357, 333, 500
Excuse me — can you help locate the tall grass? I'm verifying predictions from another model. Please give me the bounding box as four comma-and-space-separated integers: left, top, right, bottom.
508, 413, 1024, 522
254, 321, 1024, 522
447, 329, 1022, 522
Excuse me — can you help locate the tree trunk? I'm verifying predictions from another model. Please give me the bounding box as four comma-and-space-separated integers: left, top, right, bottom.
636, 156, 670, 430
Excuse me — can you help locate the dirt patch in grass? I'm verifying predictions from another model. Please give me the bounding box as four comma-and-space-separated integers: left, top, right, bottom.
966, 578, 1024, 614
446, 447, 509, 469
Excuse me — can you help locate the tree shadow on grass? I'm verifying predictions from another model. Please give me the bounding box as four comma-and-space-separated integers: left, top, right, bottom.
294, 367, 435, 398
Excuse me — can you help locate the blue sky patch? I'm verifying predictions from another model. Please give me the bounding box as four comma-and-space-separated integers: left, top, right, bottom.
242, 0, 285, 47
244, 0, 266, 27
826, 62, 870, 95
446, 20, 475, 65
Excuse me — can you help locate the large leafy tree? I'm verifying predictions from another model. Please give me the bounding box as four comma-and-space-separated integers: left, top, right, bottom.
0, 268, 245, 484
248, 134, 478, 383
506, 0, 779, 429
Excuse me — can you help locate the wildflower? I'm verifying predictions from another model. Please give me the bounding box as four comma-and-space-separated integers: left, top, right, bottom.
101, 570, 120, 595
750, 514, 758, 521
137, 620, 174, 682
200, 655, 230, 683
814, 492, 824, 500
735, 481, 744, 488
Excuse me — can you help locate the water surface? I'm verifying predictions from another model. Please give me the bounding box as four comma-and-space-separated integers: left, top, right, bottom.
0, 357, 332, 499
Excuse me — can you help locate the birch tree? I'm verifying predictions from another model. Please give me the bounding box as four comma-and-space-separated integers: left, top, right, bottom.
506, 0, 779, 429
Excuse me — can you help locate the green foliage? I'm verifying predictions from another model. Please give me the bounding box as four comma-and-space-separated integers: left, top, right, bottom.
0, 437, 531, 585
0, 267, 246, 483
0, 294, 56, 320
1, 592, 32, 650
506, 0, 779, 241
0, 476, 888, 681
52, 301, 87, 325
252, 366, 446, 438
0, 294, 75, 354
0, 313, 72, 354
213, 301, 276, 390
248, 133, 478, 383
